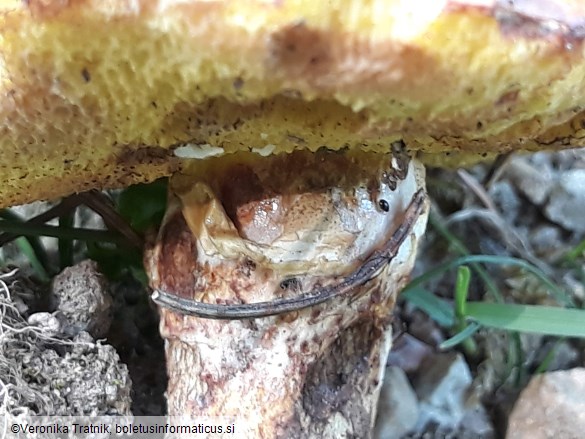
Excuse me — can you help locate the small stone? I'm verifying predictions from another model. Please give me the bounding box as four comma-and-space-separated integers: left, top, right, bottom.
74, 331, 95, 344
27, 312, 62, 337
507, 368, 585, 439
505, 159, 553, 206
408, 310, 445, 347
457, 405, 495, 439
529, 225, 562, 257
375, 366, 420, 439
412, 352, 473, 433
563, 272, 585, 301
528, 151, 555, 171
544, 170, 585, 233
532, 341, 580, 372
50, 260, 113, 338
489, 180, 521, 224
387, 333, 433, 374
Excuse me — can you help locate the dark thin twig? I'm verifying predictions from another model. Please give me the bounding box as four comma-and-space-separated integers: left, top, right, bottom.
152, 189, 427, 320
58, 210, 75, 268
0, 209, 53, 276
78, 190, 144, 249
0, 221, 129, 245
0, 196, 82, 246
482, 152, 514, 189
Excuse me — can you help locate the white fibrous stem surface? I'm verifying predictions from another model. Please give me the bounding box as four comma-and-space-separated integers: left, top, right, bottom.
145, 150, 429, 438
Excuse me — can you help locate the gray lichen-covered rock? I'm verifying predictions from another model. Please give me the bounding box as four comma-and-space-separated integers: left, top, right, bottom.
0, 269, 132, 417
17, 331, 132, 416
50, 260, 113, 338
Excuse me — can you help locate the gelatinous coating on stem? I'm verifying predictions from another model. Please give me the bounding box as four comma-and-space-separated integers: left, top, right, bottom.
151, 189, 426, 319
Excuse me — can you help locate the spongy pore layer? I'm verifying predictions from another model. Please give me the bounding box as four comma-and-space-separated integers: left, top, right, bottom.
2, 0, 585, 206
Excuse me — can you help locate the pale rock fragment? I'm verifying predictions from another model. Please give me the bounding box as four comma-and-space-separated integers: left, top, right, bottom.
412, 352, 473, 433
505, 158, 553, 206
27, 312, 62, 337
506, 368, 585, 439
374, 366, 420, 439
544, 170, 585, 233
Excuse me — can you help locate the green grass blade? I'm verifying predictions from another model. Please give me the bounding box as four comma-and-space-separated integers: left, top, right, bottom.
440, 322, 481, 350
562, 237, 585, 263
401, 287, 455, 327
404, 255, 575, 308
465, 302, 585, 337
14, 237, 50, 282
455, 266, 471, 318
453, 266, 477, 355
534, 338, 565, 374
510, 331, 524, 387
428, 214, 503, 302
117, 179, 167, 232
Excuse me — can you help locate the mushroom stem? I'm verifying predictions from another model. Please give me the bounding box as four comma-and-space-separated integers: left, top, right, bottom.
145, 151, 429, 438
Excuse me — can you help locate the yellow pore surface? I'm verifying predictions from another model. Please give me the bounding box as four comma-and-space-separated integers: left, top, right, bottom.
1, 0, 585, 206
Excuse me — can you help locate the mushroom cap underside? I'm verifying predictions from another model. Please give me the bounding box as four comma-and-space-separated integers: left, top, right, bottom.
1, 0, 585, 207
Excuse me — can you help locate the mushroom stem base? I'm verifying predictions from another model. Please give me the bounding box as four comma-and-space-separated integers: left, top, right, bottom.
164, 311, 395, 438
147, 153, 428, 438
